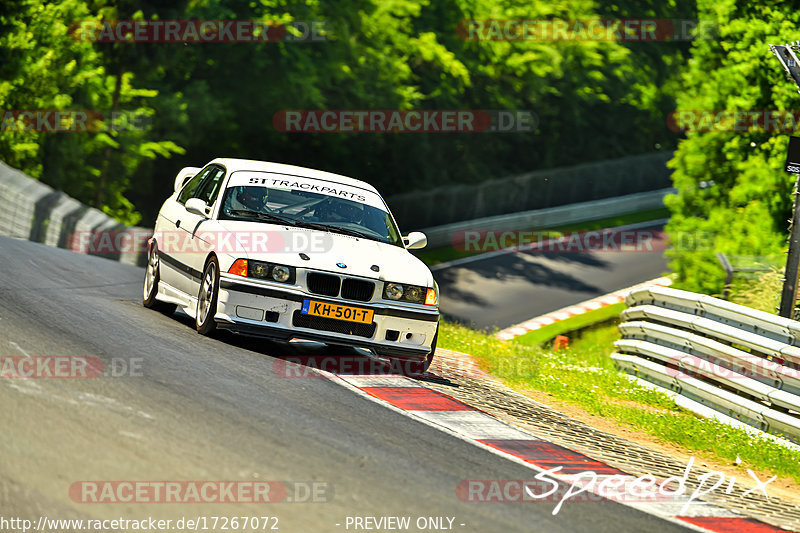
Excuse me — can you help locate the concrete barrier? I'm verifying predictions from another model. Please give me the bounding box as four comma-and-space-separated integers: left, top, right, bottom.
0, 160, 149, 266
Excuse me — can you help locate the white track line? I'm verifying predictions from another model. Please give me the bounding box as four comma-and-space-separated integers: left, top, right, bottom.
494, 276, 673, 341
320, 369, 784, 532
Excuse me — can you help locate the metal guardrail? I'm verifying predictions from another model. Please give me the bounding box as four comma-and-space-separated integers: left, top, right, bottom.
388, 151, 673, 230
612, 285, 800, 443
419, 188, 673, 249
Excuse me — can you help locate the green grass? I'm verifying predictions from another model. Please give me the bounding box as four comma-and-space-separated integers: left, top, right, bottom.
729, 268, 782, 314
552, 207, 669, 232
511, 302, 627, 346
414, 207, 669, 266
438, 320, 800, 483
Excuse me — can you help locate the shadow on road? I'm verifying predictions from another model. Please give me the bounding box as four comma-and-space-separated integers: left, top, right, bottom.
435, 251, 607, 308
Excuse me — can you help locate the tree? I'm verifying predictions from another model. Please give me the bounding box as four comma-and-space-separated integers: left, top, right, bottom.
665, 0, 799, 294
0, 0, 183, 225
2, 0, 696, 227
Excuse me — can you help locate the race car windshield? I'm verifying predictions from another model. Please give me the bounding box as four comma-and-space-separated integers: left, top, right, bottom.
220, 185, 403, 246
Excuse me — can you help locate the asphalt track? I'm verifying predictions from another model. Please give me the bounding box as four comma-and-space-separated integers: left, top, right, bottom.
432, 224, 670, 331
0, 236, 690, 532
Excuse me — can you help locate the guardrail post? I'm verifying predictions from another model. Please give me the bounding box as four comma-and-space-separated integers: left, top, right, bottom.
780, 173, 800, 318
716, 253, 733, 300
771, 44, 800, 318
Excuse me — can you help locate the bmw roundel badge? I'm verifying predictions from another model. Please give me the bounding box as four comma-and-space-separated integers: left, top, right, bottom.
336, 262, 347, 269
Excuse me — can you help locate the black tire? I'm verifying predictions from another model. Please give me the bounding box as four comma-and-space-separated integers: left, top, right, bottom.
196, 256, 220, 336
399, 325, 438, 377
142, 242, 177, 315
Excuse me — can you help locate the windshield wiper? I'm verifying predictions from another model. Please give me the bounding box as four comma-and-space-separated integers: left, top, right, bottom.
228, 211, 384, 241
290, 220, 382, 241
328, 226, 381, 240
228, 210, 296, 226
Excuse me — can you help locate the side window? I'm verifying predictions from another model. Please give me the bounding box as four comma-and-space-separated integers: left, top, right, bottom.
194, 167, 226, 206
177, 167, 212, 205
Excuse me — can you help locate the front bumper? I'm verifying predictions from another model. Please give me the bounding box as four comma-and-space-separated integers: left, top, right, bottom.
215, 275, 439, 359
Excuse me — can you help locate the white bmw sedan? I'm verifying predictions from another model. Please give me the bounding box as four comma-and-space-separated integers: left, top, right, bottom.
143, 158, 439, 373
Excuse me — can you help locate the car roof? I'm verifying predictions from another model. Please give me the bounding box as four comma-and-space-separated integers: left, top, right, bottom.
209, 158, 379, 194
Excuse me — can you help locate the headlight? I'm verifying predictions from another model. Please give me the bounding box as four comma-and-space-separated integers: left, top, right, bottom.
228, 259, 296, 284
384, 283, 404, 300
405, 286, 423, 302
251, 262, 270, 279
271, 265, 291, 282
249, 261, 295, 284
383, 282, 433, 304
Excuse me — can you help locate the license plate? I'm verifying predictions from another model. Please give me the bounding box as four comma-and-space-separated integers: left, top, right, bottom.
301, 300, 374, 324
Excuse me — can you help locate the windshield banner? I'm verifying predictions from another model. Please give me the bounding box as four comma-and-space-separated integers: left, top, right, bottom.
226, 170, 385, 209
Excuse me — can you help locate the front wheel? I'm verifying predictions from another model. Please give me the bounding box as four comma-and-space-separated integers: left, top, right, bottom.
142, 243, 177, 315
196, 256, 220, 336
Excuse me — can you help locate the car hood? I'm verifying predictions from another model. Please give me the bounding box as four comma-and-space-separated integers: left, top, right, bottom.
216, 220, 434, 286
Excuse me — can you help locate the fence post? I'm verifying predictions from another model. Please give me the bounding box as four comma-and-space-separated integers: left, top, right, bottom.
780, 173, 800, 318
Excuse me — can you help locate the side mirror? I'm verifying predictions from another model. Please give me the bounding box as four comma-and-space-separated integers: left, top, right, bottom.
404, 231, 427, 250
173, 166, 202, 192
185, 198, 209, 217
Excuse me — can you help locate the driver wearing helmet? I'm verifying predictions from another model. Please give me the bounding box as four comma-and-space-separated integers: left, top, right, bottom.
316, 199, 363, 223
226, 186, 268, 213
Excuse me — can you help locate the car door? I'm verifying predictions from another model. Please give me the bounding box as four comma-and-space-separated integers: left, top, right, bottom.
180, 165, 227, 297
157, 168, 209, 290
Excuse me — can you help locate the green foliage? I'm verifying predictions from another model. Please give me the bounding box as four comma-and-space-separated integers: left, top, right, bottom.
729, 267, 782, 313
666, 0, 800, 293
0, 0, 184, 224
512, 302, 626, 346
440, 320, 800, 482
0, 0, 694, 223
1, 0, 694, 224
